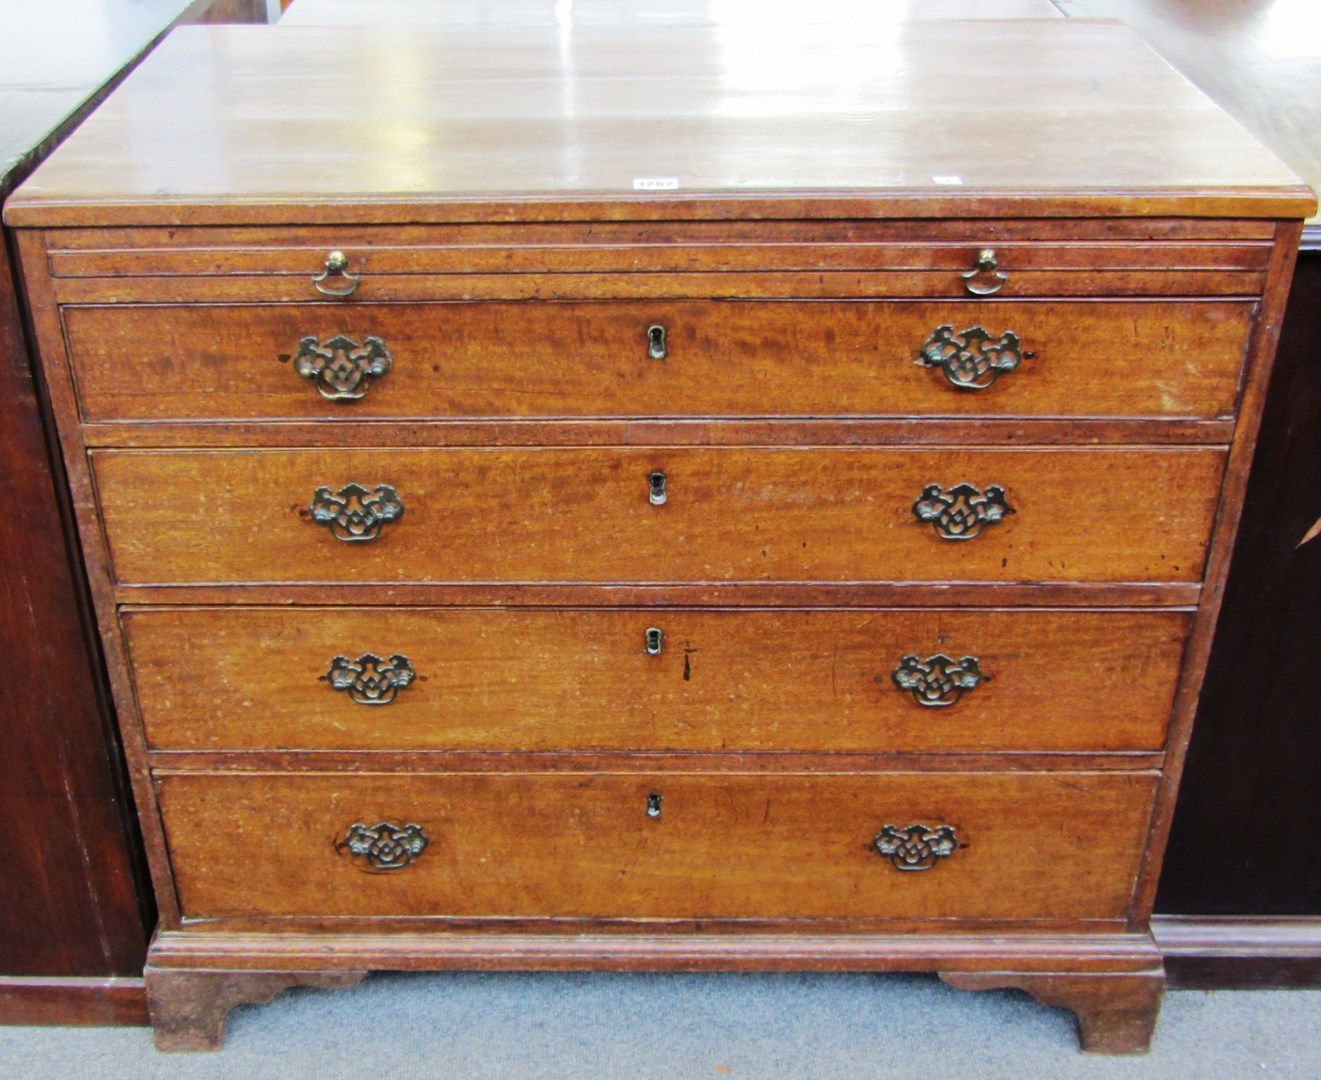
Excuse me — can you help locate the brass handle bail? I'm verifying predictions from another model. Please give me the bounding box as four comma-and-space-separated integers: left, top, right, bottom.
313, 250, 361, 297
961, 247, 1008, 296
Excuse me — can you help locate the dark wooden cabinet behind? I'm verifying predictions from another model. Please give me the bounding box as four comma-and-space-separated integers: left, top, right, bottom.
1156, 249, 1321, 916
0, 0, 270, 1026
0, 238, 150, 992
1049, 0, 1321, 982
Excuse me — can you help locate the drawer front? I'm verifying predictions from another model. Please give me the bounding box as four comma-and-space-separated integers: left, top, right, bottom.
63, 300, 1252, 422
157, 771, 1156, 921
45, 227, 1273, 302
92, 446, 1225, 585
125, 607, 1189, 752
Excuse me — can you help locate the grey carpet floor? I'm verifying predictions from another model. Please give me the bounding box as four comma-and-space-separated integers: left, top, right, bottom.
3, 973, 1320, 1079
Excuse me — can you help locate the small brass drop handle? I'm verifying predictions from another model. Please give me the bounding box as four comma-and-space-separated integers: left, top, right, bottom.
961, 248, 1008, 296
649, 471, 668, 506
647, 324, 668, 360
313, 250, 361, 297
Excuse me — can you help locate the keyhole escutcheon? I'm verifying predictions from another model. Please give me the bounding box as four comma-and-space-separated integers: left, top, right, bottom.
649, 471, 668, 506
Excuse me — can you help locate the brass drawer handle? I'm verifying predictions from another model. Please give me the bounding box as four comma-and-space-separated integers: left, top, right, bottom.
312, 250, 360, 297
874, 823, 958, 871
913, 482, 1013, 541
962, 247, 1007, 296
649, 471, 668, 506
338, 822, 428, 871
326, 652, 416, 705
310, 482, 404, 542
890, 654, 983, 708
294, 334, 392, 400
647, 324, 667, 360
918, 325, 1029, 391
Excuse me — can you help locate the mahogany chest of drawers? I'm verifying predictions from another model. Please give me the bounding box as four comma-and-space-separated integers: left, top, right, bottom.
6, 18, 1313, 1052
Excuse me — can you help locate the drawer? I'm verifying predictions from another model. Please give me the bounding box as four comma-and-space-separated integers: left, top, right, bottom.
124, 607, 1189, 753
92, 446, 1225, 585
62, 300, 1253, 422
156, 770, 1156, 921
45, 222, 1274, 303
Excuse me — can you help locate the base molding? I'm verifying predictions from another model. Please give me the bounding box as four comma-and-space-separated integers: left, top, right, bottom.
149, 928, 1163, 972
1153, 916, 1321, 988
11, 923, 1316, 1033
145, 930, 1164, 1052
0, 977, 148, 1026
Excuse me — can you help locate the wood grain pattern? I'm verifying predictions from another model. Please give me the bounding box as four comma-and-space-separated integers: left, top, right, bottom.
122, 606, 1189, 753
3, 21, 1311, 227
155, 770, 1157, 921
90, 445, 1226, 586
62, 299, 1254, 422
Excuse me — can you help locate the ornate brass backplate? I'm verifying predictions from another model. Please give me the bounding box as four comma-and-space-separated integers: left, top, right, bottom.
337, 822, 429, 871
890, 654, 984, 708
873, 823, 959, 871
309, 482, 404, 542
913, 482, 1013, 541
325, 653, 416, 705
917, 324, 1026, 391
293, 334, 392, 400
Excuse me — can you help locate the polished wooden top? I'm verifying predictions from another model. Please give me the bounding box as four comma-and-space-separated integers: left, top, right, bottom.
1056, 0, 1321, 232
6, 19, 1312, 227
0, 0, 215, 198
281, 0, 1065, 27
